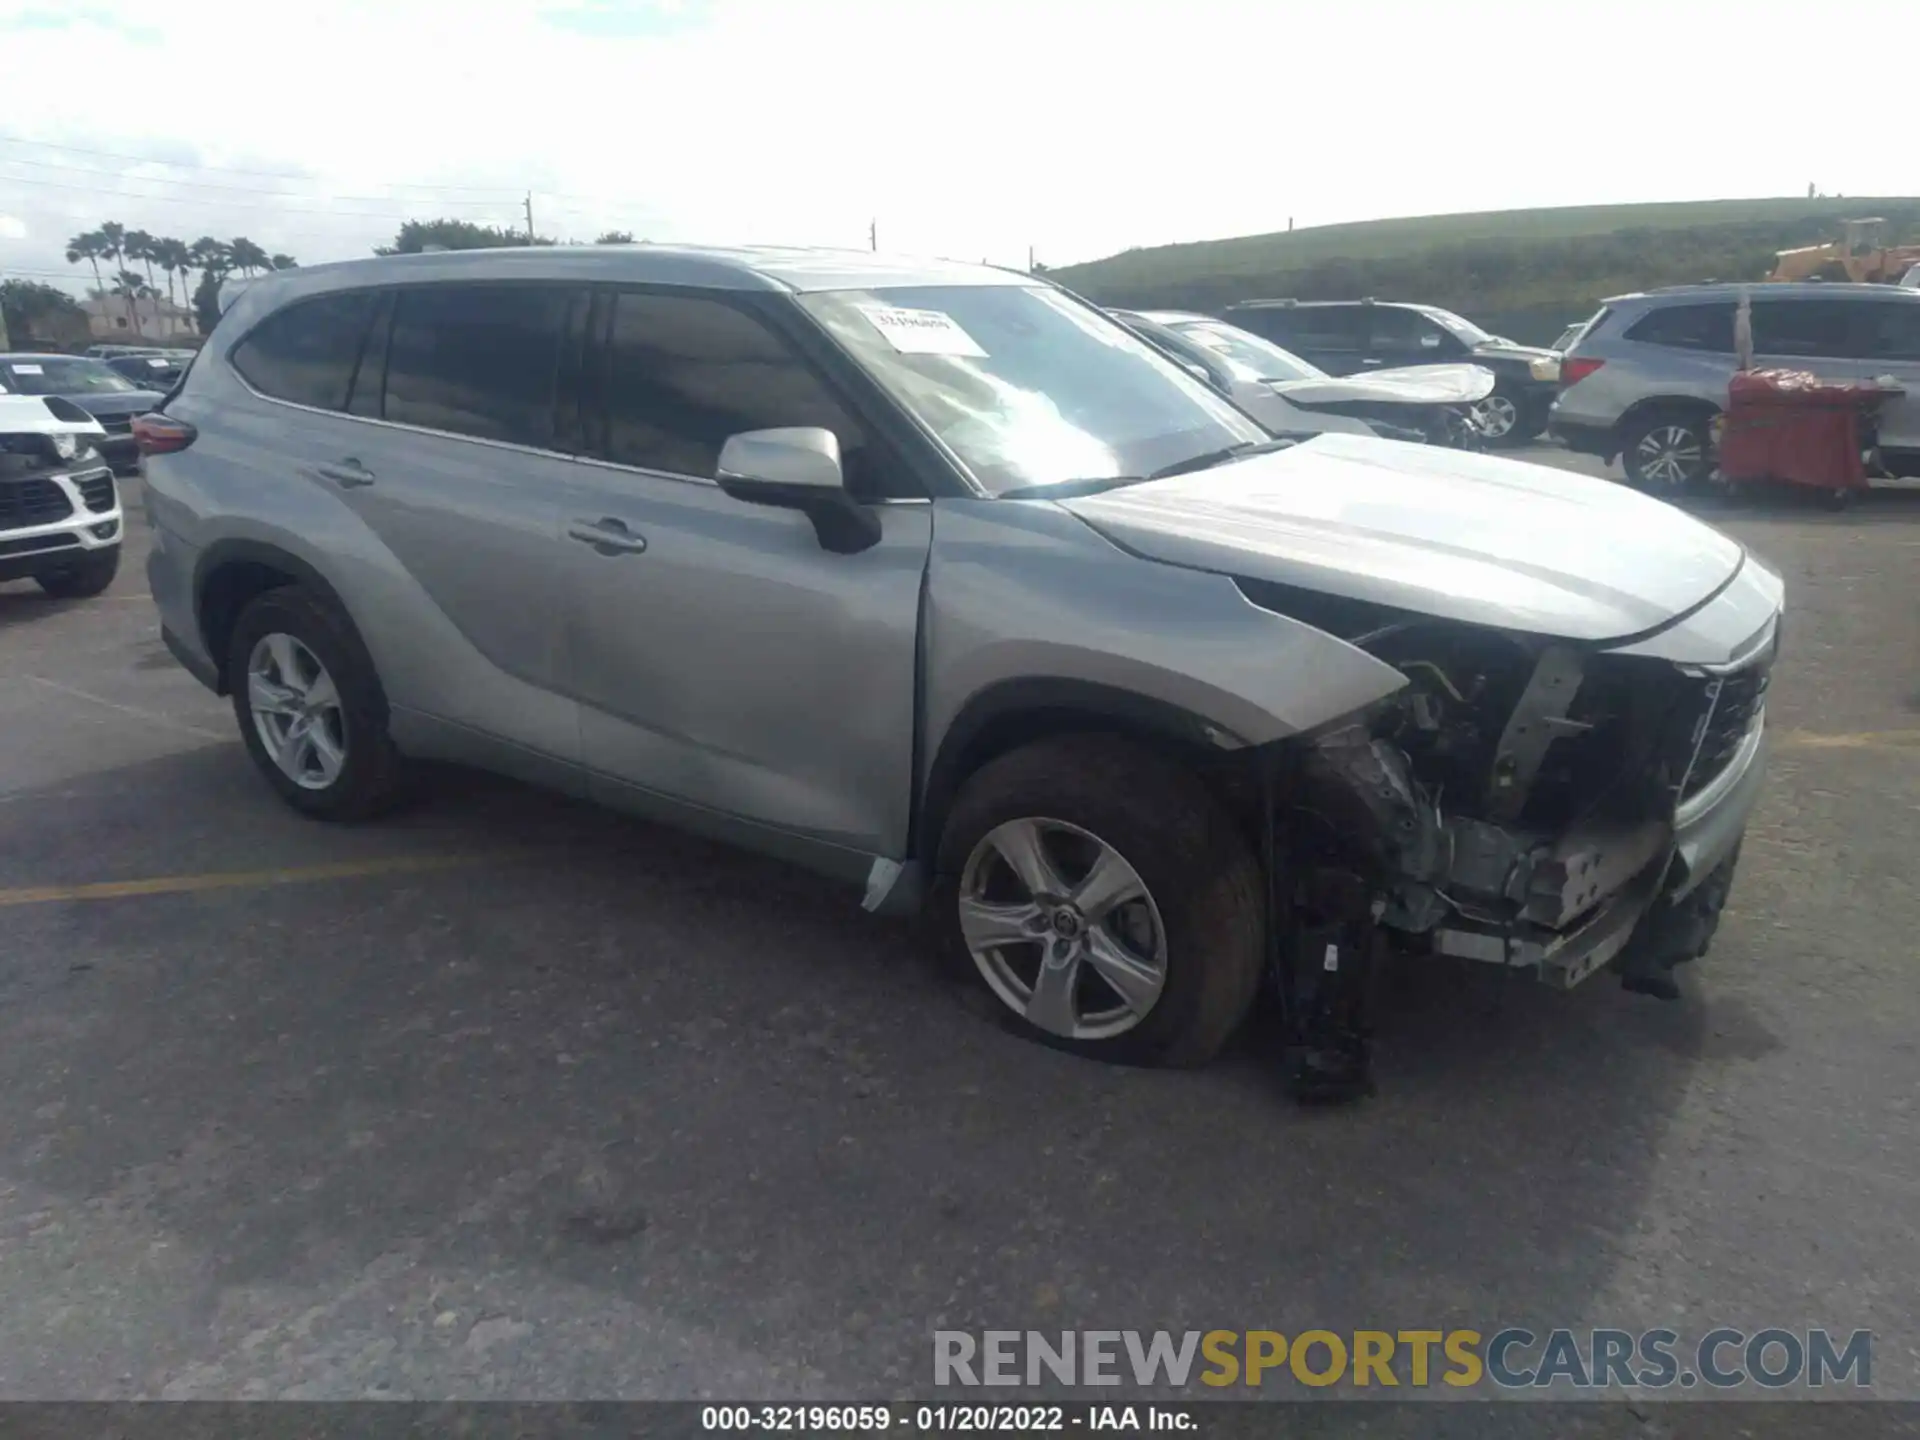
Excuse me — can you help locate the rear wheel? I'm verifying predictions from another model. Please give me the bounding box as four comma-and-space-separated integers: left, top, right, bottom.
1622, 411, 1715, 491
932, 735, 1264, 1068
35, 548, 120, 599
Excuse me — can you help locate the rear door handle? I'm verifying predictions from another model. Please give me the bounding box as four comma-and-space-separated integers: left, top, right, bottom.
567, 517, 648, 555
316, 459, 375, 488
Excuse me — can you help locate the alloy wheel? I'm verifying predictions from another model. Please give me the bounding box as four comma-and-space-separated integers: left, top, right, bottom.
247, 633, 347, 790
1470, 393, 1519, 441
1633, 424, 1706, 488
957, 817, 1169, 1041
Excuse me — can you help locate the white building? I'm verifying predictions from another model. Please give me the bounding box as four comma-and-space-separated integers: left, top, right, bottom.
84, 294, 196, 341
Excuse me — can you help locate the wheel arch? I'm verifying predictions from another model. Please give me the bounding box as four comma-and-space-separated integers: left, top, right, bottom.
192, 539, 358, 695
914, 678, 1254, 866
1615, 393, 1722, 443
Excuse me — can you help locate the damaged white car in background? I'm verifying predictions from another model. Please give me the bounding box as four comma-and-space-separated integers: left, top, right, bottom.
1113, 308, 1496, 447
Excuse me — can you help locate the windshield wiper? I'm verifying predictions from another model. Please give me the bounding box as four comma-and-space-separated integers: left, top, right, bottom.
1146, 437, 1297, 480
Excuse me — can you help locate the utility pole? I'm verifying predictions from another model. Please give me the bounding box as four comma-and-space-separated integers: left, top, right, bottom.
1027, 244, 1035, 272
525, 192, 536, 245
869, 219, 877, 252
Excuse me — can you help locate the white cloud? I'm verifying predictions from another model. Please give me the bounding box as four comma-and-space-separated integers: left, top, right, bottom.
0, 213, 27, 240
0, 0, 1904, 297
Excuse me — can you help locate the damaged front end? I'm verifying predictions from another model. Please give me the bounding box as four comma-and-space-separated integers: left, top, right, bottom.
1244, 575, 1779, 1098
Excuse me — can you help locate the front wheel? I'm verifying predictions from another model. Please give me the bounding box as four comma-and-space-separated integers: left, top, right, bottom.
34, 547, 120, 599
1622, 412, 1714, 491
1468, 391, 1524, 445
932, 735, 1264, 1068
228, 586, 411, 821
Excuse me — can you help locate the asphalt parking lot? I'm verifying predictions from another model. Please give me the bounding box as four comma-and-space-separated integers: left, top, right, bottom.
2, 451, 1917, 1420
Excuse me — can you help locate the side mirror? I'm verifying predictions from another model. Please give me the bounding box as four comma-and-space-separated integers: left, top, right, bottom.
715, 426, 880, 555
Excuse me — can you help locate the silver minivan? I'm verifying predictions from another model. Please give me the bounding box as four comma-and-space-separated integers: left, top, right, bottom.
142, 245, 1781, 1097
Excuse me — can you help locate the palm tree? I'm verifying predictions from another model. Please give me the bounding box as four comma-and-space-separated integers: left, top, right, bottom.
228, 237, 270, 277
111, 267, 152, 336
269, 253, 297, 270
65, 230, 108, 301
125, 229, 160, 291
188, 236, 231, 299
98, 221, 127, 277
154, 237, 191, 310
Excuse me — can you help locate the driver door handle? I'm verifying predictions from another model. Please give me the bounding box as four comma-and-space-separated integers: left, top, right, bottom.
568, 516, 649, 555
316, 459, 376, 488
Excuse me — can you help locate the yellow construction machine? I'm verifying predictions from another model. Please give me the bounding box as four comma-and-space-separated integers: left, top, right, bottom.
1766, 217, 1920, 284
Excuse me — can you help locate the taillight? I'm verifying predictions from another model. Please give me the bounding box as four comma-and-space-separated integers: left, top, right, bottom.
132, 413, 197, 456
1559, 356, 1606, 387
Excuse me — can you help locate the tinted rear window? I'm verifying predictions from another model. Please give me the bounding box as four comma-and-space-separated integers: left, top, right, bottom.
382, 284, 570, 447
1624, 302, 1735, 353
1271, 306, 1364, 351
230, 292, 376, 410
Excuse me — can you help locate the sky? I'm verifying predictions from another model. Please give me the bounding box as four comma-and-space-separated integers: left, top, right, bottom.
0, 0, 1906, 299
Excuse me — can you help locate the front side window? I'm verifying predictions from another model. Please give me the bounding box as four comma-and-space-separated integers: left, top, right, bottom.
800, 285, 1268, 496
230, 291, 375, 411
1413, 306, 1494, 346
0, 357, 138, 396
600, 291, 900, 496
1370, 307, 1454, 357
1862, 301, 1920, 361
383, 284, 571, 447
1752, 299, 1860, 359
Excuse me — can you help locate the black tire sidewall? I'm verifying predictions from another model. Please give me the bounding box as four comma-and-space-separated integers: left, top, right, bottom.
227, 586, 403, 821
930, 737, 1263, 1068
35, 547, 120, 598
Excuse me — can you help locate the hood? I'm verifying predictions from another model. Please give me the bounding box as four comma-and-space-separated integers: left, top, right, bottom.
1058, 433, 1746, 643
1470, 338, 1557, 363
65, 390, 164, 418
1266, 363, 1495, 409
0, 394, 108, 441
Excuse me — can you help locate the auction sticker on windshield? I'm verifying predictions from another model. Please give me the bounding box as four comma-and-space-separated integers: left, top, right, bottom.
8, 363, 44, 375
858, 305, 986, 358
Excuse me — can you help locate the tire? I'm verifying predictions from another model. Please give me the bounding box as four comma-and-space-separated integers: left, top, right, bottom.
34, 547, 120, 599
227, 585, 410, 822
1469, 390, 1526, 445
1621, 410, 1715, 492
931, 734, 1264, 1068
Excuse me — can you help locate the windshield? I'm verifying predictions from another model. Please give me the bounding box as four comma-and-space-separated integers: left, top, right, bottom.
1159, 318, 1326, 382
1415, 307, 1494, 346
0, 357, 140, 397
798, 285, 1268, 496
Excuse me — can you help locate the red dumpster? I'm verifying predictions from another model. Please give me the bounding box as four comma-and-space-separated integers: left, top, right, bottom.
1717, 368, 1902, 504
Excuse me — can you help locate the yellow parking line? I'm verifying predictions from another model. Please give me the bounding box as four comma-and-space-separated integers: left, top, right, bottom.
0, 852, 498, 909
1779, 729, 1920, 752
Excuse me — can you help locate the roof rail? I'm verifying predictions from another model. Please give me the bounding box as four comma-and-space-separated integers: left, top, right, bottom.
1228, 296, 1297, 307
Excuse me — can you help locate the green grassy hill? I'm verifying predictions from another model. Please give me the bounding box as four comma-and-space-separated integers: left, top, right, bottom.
1051, 198, 1920, 346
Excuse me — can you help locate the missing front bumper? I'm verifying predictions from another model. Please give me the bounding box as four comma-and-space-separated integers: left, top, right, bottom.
1430, 722, 1768, 990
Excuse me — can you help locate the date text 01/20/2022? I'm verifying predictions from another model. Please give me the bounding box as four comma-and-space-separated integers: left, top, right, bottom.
700, 1405, 1193, 1432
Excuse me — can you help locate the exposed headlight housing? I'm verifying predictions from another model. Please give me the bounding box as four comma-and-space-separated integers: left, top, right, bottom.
51, 433, 80, 461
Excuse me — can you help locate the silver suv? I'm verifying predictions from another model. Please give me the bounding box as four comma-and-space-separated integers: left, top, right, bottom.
143, 246, 1782, 1096
1550, 282, 1920, 488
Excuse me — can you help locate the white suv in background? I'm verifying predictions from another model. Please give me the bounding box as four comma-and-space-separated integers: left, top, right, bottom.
1549, 282, 1920, 489
0, 395, 123, 598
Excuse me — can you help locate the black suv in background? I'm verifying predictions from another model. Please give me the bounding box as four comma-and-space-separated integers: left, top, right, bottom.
1222, 299, 1560, 443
